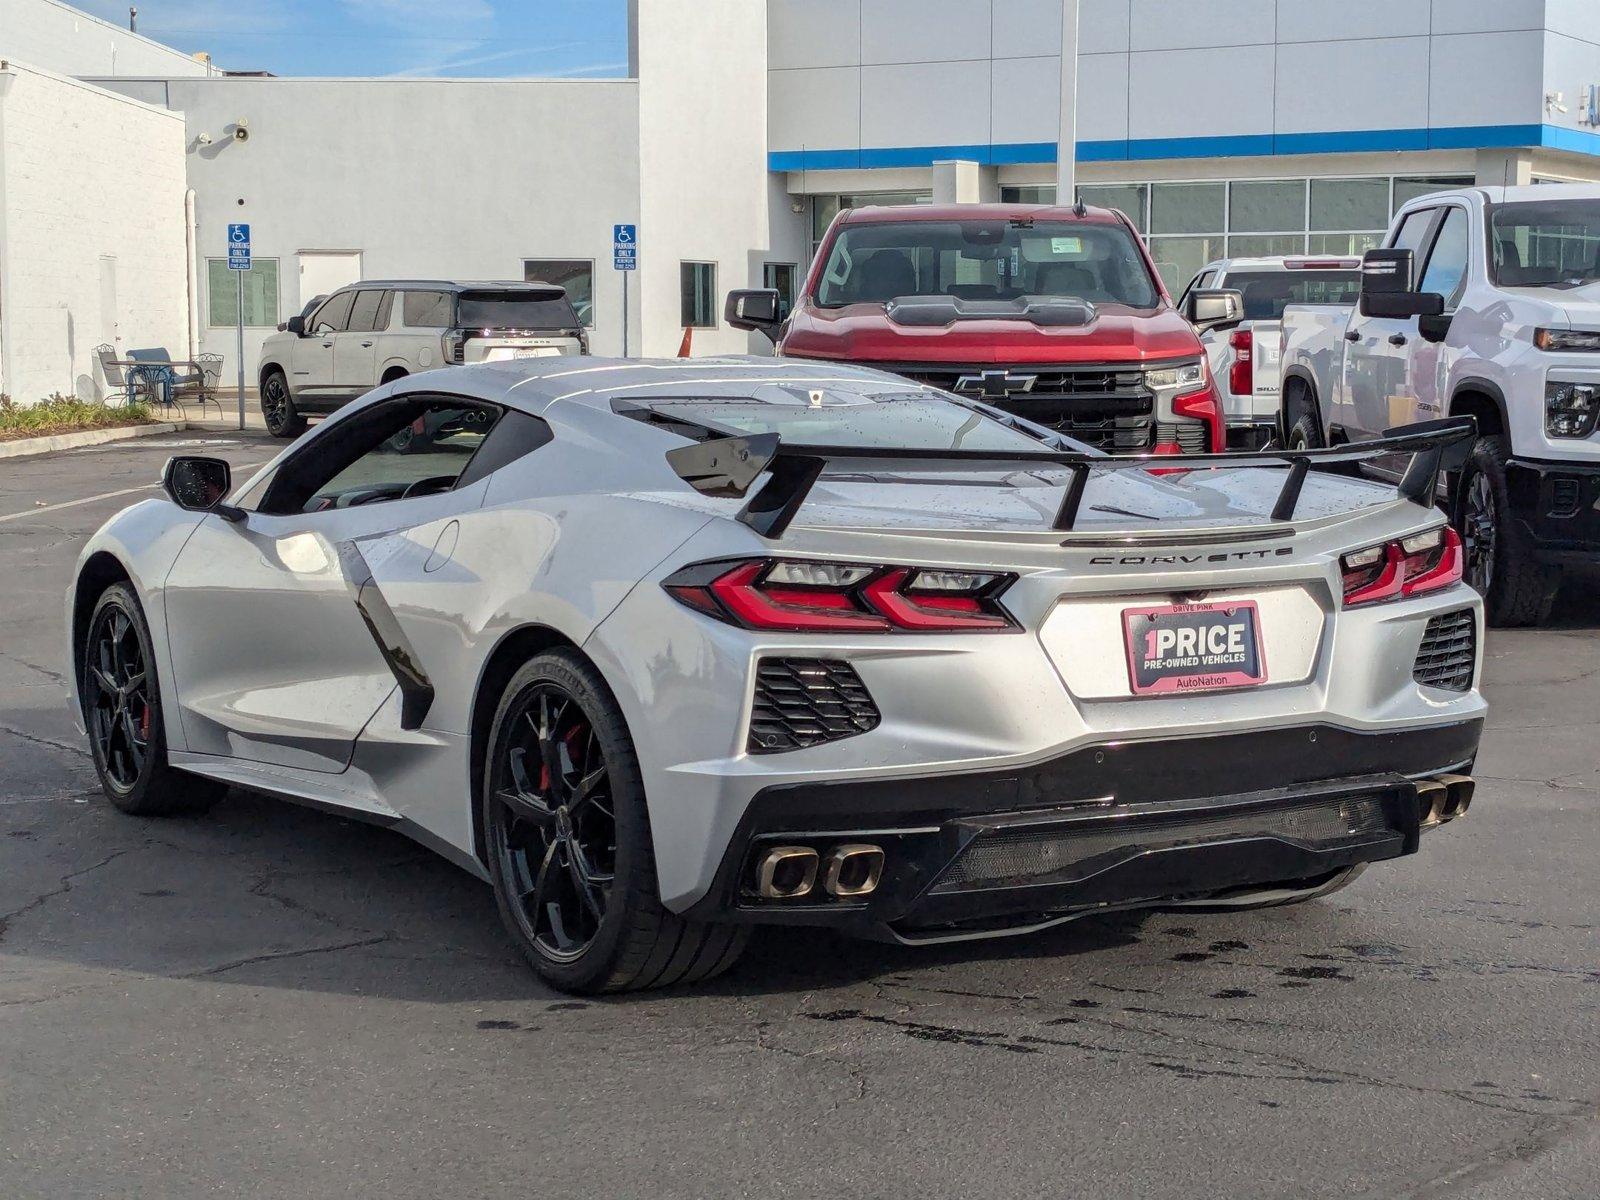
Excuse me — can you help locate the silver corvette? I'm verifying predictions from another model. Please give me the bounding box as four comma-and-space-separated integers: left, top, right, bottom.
67, 358, 1486, 993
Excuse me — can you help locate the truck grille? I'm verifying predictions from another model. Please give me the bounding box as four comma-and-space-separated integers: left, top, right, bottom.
1413, 609, 1476, 693
748, 659, 880, 754
878, 363, 1156, 452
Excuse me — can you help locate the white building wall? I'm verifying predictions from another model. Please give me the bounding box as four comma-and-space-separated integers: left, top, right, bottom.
635, 0, 806, 358
0, 61, 187, 403
0, 0, 211, 77
92, 75, 643, 374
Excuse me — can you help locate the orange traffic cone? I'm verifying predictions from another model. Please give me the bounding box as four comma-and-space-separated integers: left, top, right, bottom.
676, 327, 693, 357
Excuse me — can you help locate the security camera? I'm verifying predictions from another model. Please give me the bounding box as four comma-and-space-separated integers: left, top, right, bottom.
232, 122, 250, 142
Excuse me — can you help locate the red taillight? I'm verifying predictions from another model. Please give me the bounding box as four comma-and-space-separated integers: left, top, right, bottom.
1173, 379, 1226, 452
1340, 528, 1464, 607
664, 560, 1017, 633
1229, 328, 1253, 398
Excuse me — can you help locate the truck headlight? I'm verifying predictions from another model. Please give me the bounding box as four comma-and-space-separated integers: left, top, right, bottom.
1144, 360, 1206, 392
1534, 328, 1600, 352
1546, 380, 1600, 438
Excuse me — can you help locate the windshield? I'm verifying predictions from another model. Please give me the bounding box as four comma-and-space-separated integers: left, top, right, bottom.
645, 396, 1051, 453
1224, 270, 1361, 320
1491, 199, 1600, 288
814, 220, 1160, 309
456, 290, 578, 330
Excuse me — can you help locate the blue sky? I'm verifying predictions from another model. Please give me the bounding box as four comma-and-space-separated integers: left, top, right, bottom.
78, 0, 630, 78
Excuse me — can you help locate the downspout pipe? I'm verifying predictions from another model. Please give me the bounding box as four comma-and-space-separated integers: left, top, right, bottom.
184, 188, 198, 362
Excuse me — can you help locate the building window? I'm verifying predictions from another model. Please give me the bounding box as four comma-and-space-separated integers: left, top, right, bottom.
763, 262, 797, 319
1002, 186, 1058, 206
206, 258, 280, 327
680, 261, 717, 328
523, 259, 594, 327
1146, 236, 1226, 293
1078, 184, 1148, 232
1150, 183, 1226, 237
1393, 176, 1473, 215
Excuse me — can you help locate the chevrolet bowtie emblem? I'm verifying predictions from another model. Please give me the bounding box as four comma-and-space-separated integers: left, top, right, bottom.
953, 369, 1038, 399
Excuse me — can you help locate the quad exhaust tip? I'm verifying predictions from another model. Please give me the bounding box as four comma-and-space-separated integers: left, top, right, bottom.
754, 843, 885, 900
1418, 774, 1474, 828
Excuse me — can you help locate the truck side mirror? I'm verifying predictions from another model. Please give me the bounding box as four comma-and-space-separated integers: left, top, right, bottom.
1183, 288, 1244, 333
1358, 247, 1446, 318
725, 289, 783, 342
285, 314, 307, 336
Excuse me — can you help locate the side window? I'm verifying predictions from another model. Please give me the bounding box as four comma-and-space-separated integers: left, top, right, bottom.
1388, 208, 1437, 287
258, 396, 504, 515
311, 291, 355, 334
403, 290, 453, 328
1178, 269, 1214, 306
347, 290, 384, 333
1418, 207, 1470, 304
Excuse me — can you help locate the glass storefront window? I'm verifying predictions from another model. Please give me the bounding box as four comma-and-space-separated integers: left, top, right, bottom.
812, 191, 931, 244
207, 258, 280, 327
1150, 183, 1225, 236
1393, 176, 1473, 214
1227, 233, 1306, 257
1229, 180, 1305, 233
1311, 178, 1388, 232
1147, 235, 1225, 293
1001, 186, 1058, 205
1078, 184, 1148, 232
1307, 231, 1383, 256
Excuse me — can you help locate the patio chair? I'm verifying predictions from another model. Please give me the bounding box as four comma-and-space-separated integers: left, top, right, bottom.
126, 348, 225, 419
94, 344, 160, 407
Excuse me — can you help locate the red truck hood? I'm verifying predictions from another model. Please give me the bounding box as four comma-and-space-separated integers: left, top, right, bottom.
779, 302, 1202, 366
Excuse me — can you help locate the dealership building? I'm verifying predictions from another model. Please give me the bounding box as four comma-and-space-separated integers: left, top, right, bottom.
5, 0, 1600, 404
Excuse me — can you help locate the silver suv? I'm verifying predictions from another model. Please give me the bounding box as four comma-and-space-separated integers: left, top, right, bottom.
257, 280, 588, 437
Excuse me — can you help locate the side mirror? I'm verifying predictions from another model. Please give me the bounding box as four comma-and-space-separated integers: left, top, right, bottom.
285, 314, 306, 336
725, 288, 783, 341
1358, 247, 1447, 318
163, 456, 245, 522
1183, 288, 1244, 332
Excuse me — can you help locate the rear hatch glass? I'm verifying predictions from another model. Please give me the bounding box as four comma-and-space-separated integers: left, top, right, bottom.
457, 289, 578, 330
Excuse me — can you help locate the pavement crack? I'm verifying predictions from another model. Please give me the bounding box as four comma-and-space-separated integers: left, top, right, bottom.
0, 848, 134, 944
0, 650, 67, 685
185, 935, 390, 978
0, 722, 86, 758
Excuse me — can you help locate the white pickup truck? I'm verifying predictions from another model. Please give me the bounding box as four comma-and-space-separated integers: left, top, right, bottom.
1181, 256, 1360, 448
1280, 184, 1600, 625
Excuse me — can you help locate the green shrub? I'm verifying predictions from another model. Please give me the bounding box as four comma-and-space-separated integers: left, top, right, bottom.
0, 394, 152, 438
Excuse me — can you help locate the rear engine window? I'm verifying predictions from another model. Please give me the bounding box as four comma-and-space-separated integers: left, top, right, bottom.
642, 396, 1050, 453
456, 290, 579, 330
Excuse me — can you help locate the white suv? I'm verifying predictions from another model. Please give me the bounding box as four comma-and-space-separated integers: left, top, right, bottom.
257, 280, 587, 437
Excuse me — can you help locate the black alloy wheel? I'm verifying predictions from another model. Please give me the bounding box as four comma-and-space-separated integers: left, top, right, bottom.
81, 584, 225, 815
481, 651, 747, 993
86, 603, 152, 792
489, 683, 617, 961
261, 371, 305, 438
1461, 469, 1496, 598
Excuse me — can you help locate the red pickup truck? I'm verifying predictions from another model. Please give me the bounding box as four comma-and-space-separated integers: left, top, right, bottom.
727, 203, 1236, 454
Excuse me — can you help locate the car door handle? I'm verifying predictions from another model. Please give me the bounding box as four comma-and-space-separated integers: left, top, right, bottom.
360, 340, 374, 348
322, 340, 335, 348
1388, 333, 1409, 346
1344, 330, 1361, 342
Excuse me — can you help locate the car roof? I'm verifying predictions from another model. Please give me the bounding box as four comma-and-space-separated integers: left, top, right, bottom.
1205, 256, 1362, 272
394, 356, 940, 415
841, 202, 1125, 226
328, 280, 569, 294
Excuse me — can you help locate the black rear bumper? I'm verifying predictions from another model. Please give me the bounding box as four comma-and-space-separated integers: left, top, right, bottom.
688, 720, 1482, 940
1507, 457, 1600, 565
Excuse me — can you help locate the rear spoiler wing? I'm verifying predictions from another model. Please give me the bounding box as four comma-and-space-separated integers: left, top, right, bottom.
664, 417, 1477, 540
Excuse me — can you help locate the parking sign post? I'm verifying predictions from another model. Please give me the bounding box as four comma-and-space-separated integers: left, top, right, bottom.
614, 224, 636, 357
227, 223, 251, 430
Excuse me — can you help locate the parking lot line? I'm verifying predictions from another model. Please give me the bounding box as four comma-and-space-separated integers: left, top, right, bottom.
0, 463, 268, 525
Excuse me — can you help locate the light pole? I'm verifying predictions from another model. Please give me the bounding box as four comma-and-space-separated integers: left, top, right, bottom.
1057, 0, 1080, 204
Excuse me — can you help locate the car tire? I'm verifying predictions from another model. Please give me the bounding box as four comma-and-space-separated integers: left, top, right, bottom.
481, 649, 747, 994
1453, 435, 1560, 627
82, 583, 226, 816
261, 370, 306, 439
1282, 385, 1323, 451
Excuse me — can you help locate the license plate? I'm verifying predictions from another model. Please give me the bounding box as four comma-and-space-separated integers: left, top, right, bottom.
511, 347, 558, 359
1122, 601, 1266, 696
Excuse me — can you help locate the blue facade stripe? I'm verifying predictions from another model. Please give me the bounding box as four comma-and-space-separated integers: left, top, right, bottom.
768, 123, 1600, 172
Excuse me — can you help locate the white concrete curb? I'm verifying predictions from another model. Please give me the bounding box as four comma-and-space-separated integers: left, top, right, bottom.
0, 422, 185, 461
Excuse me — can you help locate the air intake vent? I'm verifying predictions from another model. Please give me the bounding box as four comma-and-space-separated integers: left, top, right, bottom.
1413, 609, 1476, 692
1550, 476, 1582, 518
1156, 420, 1210, 454
748, 658, 879, 754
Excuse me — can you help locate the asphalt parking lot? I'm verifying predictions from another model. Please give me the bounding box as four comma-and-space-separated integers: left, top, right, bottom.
1, 430, 1597, 1200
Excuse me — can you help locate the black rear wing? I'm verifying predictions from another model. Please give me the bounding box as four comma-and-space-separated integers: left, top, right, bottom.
664, 417, 1477, 540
